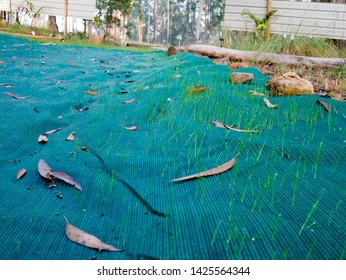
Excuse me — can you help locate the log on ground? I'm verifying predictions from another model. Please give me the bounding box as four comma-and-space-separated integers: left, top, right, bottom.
188, 44, 345, 68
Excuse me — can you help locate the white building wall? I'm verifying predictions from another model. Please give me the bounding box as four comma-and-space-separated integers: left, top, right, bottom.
0, 0, 96, 19
224, 0, 346, 40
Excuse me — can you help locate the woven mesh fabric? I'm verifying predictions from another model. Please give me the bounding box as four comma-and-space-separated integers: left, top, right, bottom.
0, 34, 345, 260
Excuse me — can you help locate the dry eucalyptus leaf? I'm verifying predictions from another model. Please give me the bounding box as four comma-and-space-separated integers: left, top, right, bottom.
38, 159, 53, 181
248, 90, 265, 96
85, 90, 98, 95
124, 126, 138, 131
66, 131, 75, 141
223, 124, 260, 134
122, 98, 135, 104
4, 92, 30, 99
45, 128, 62, 135
264, 97, 278, 109
64, 217, 122, 252
317, 100, 331, 112
0, 83, 12, 87
185, 86, 207, 94
16, 168, 27, 180
211, 120, 228, 128
38, 135, 48, 144
171, 153, 240, 182
67, 62, 77, 67
211, 121, 259, 134
50, 171, 83, 192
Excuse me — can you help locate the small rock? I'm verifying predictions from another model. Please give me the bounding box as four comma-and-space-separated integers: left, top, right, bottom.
229, 72, 254, 84
266, 72, 314, 97
228, 62, 249, 70
167, 46, 177, 56
213, 57, 230, 65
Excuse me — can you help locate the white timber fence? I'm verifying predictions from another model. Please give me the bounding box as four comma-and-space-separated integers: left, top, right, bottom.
224, 0, 346, 40
0, 0, 97, 34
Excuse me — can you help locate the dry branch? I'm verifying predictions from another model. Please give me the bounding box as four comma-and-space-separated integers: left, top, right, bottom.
188, 44, 345, 68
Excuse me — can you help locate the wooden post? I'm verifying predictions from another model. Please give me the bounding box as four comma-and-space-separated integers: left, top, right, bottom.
64, 0, 68, 36
266, 0, 272, 42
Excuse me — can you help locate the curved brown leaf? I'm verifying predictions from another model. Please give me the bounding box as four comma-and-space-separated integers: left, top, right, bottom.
211, 120, 227, 128
124, 126, 137, 131
248, 90, 265, 96
16, 168, 27, 180
264, 97, 278, 109
64, 217, 122, 252
317, 100, 330, 112
185, 86, 207, 94
211, 121, 260, 134
66, 131, 75, 141
122, 98, 135, 104
4, 92, 30, 99
0, 83, 12, 87
45, 128, 62, 135
38, 159, 53, 181
85, 90, 98, 95
171, 153, 240, 182
50, 171, 83, 192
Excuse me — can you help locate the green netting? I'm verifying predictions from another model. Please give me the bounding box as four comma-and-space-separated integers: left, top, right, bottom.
0, 34, 345, 260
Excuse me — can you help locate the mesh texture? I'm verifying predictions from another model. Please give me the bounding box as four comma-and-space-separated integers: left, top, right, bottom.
0, 34, 345, 260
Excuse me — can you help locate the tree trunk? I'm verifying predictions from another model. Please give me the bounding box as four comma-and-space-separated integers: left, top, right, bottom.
196, 0, 204, 42
185, 0, 190, 45
166, 0, 170, 45
187, 44, 346, 68
137, 0, 143, 43
203, 0, 209, 42
147, 0, 151, 44
48, 15, 59, 33
154, 0, 158, 44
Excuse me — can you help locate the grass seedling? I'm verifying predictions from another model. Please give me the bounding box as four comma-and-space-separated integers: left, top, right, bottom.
305, 239, 317, 259
122, 208, 131, 246
327, 199, 343, 226
270, 213, 281, 241
16, 242, 21, 255
238, 231, 247, 255
283, 247, 289, 260
252, 175, 275, 212
313, 140, 323, 179
281, 128, 286, 156
256, 140, 267, 161
298, 192, 323, 236
340, 238, 346, 260
292, 161, 301, 207
74, 192, 84, 210
211, 220, 223, 248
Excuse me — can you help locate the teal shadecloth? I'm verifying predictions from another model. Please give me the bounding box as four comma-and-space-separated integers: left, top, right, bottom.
0, 34, 345, 260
